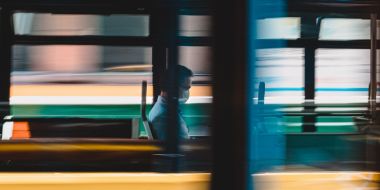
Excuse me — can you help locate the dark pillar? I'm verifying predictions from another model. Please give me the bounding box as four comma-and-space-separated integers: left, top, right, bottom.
211, 0, 249, 188
0, 9, 12, 127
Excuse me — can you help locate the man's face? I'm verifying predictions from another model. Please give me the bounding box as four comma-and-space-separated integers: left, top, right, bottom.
179, 77, 192, 100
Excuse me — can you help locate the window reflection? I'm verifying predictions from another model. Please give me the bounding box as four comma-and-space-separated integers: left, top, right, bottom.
319, 18, 370, 40
255, 48, 304, 104
179, 15, 211, 37
179, 46, 212, 75
12, 45, 152, 85
315, 49, 369, 103
256, 17, 300, 39
13, 13, 150, 36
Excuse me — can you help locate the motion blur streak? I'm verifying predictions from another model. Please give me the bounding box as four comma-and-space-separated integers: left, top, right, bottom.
0, 144, 162, 152
0, 172, 376, 190
0, 173, 210, 190
10, 85, 211, 97
254, 172, 380, 190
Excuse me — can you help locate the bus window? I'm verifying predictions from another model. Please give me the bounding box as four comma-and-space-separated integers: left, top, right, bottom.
255, 48, 304, 104
315, 49, 369, 103
13, 13, 150, 36
179, 46, 212, 75
12, 45, 152, 73
179, 15, 211, 37
319, 18, 369, 40
177, 46, 212, 138
256, 17, 300, 39
102, 46, 152, 73
11, 45, 152, 99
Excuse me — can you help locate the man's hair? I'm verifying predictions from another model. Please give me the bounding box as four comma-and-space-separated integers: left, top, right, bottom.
161, 65, 193, 92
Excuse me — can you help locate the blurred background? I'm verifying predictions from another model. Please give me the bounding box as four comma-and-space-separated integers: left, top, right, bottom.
1, 0, 380, 190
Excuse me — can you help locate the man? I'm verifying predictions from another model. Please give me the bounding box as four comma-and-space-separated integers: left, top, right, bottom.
148, 65, 193, 140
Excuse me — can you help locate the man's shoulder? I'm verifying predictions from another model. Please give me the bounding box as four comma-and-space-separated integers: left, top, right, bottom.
148, 97, 168, 122
148, 108, 166, 120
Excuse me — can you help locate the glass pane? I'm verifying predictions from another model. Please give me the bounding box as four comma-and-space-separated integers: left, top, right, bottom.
179, 15, 211, 37
319, 18, 369, 40
178, 46, 212, 135
102, 46, 152, 72
179, 46, 212, 75
255, 48, 304, 104
12, 45, 152, 100
13, 13, 149, 36
315, 49, 369, 103
256, 17, 300, 39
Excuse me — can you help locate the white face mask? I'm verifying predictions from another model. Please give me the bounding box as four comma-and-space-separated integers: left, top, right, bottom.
178, 90, 189, 104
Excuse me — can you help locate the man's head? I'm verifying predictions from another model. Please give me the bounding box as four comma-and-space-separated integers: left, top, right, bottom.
161, 65, 193, 102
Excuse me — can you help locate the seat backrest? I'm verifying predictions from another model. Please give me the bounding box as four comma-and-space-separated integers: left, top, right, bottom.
2, 116, 135, 139
141, 80, 156, 140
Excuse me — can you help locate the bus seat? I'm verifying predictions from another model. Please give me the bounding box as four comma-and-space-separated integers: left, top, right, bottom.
2, 121, 31, 140
2, 116, 135, 139
141, 80, 156, 140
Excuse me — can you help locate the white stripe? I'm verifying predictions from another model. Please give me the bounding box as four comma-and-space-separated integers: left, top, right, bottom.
10, 96, 213, 105
10, 96, 373, 105
256, 96, 376, 104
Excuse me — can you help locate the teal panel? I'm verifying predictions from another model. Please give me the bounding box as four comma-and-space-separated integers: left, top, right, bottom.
316, 116, 357, 133
286, 134, 366, 166
284, 116, 302, 133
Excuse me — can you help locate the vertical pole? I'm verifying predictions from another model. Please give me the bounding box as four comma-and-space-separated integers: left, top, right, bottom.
165, 0, 180, 172
304, 48, 316, 101
211, 0, 248, 188
301, 16, 317, 132
0, 8, 12, 128
151, 9, 167, 104
146, 3, 182, 172
367, 13, 378, 172
370, 13, 377, 123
